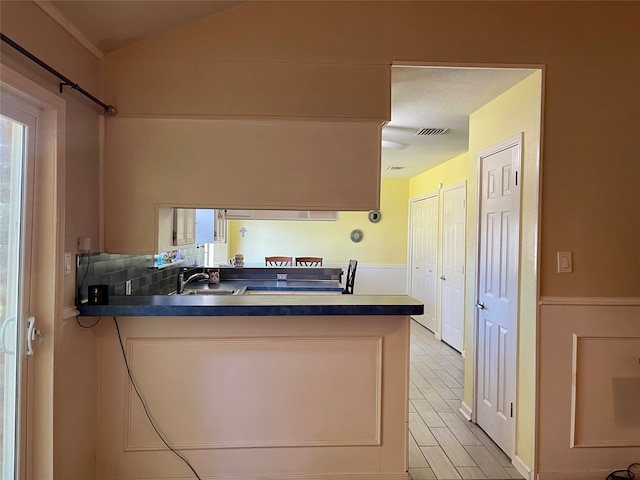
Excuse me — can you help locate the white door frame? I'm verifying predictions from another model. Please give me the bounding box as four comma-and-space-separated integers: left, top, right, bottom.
1, 64, 66, 479
407, 191, 439, 331
439, 181, 466, 353
472, 133, 523, 459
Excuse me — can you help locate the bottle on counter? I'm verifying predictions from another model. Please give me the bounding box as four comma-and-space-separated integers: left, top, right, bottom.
208, 269, 220, 284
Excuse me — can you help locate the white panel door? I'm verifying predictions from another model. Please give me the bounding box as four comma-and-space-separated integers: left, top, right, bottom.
409, 195, 438, 332
475, 137, 521, 456
440, 184, 466, 352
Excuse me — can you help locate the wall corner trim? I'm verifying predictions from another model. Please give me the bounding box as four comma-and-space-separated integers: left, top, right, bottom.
33, 0, 104, 59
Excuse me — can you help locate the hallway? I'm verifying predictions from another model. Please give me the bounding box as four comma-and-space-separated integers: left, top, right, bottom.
408, 321, 523, 480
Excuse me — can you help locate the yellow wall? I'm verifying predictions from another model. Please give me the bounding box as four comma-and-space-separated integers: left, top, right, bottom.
465, 71, 542, 466
228, 178, 409, 265
409, 153, 468, 198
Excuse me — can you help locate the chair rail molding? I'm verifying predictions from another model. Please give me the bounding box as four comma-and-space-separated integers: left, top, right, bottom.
539, 296, 640, 306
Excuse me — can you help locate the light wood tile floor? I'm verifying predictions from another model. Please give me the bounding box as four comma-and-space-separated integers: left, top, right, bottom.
408, 320, 523, 480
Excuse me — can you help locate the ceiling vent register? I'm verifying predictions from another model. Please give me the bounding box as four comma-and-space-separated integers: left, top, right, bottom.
414, 127, 449, 136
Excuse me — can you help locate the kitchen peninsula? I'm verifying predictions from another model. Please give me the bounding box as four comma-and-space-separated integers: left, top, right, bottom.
79, 291, 422, 480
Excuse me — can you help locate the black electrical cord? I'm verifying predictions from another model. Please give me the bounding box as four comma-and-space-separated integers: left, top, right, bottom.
112, 317, 202, 480
75, 316, 101, 329
607, 463, 640, 480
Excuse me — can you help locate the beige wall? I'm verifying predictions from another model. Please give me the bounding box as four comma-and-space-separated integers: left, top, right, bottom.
104, 0, 640, 298
2, 1, 639, 478
1, 2, 101, 478
103, 119, 382, 253
1, 1, 102, 305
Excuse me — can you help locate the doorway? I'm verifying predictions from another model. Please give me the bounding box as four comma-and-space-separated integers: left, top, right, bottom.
409, 193, 438, 332
440, 183, 466, 353
474, 134, 522, 457
395, 65, 542, 477
0, 88, 38, 480
1, 64, 66, 478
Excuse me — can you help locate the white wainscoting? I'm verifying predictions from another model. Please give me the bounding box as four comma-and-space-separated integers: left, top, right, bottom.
238, 263, 409, 296
350, 264, 408, 295
96, 315, 410, 480
537, 299, 640, 479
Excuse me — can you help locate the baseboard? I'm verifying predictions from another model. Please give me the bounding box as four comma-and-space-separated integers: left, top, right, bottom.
537, 470, 615, 480
434, 332, 442, 341
459, 402, 472, 421
513, 455, 532, 480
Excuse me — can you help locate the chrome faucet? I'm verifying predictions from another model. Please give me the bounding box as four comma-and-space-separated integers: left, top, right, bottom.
177, 269, 209, 294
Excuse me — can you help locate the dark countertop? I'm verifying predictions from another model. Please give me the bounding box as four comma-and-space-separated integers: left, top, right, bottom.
77, 294, 424, 317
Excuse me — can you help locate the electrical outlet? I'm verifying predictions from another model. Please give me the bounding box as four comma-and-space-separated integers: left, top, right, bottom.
276, 273, 287, 281
125, 280, 132, 295
78, 236, 91, 252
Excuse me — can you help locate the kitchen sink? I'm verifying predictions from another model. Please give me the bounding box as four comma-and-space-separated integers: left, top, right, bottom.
181, 288, 241, 296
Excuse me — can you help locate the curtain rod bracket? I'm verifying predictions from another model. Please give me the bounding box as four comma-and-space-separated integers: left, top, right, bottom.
1, 32, 117, 116
59, 81, 117, 116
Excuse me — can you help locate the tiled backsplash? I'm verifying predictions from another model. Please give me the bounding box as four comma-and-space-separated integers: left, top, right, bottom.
76, 246, 205, 304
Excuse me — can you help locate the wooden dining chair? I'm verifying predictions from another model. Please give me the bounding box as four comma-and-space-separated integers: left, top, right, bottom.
295, 256, 323, 267
342, 259, 358, 294
265, 256, 292, 266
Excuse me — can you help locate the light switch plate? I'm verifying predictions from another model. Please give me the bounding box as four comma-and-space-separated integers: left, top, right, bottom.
557, 251, 572, 273
64, 252, 71, 276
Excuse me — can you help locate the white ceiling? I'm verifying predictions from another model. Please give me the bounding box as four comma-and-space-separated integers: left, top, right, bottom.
44, 0, 536, 179
385, 66, 535, 178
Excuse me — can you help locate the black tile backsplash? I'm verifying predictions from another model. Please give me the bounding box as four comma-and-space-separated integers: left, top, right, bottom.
76, 245, 205, 304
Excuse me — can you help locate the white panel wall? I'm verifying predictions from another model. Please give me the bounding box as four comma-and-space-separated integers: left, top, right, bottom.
537, 300, 640, 480
350, 264, 408, 295
96, 315, 410, 480
235, 263, 409, 296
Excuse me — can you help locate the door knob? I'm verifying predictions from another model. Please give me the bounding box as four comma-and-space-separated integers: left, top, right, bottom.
475, 301, 485, 310
440, 276, 446, 280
